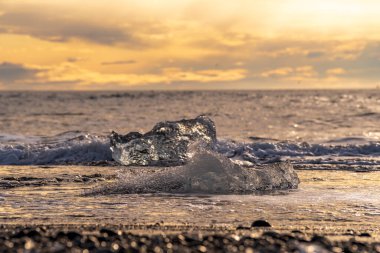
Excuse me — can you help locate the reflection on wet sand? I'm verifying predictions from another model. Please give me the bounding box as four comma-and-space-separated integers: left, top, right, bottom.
0, 166, 379, 241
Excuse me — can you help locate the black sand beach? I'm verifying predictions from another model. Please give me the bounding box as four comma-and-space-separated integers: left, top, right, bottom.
1, 165, 379, 252
1, 224, 379, 252
1, 91, 379, 252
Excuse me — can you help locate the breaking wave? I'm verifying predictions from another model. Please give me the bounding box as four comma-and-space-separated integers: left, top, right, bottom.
0, 132, 379, 166
0, 132, 111, 165
216, 139, 380, 164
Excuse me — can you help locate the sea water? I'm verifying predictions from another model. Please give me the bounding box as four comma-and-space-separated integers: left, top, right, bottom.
0, 90, 379, 234
0, 90, 379, 168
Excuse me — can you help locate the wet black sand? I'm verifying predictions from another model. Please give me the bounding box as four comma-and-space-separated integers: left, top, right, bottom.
1, 166, 380, 252
1, 225, 379, 253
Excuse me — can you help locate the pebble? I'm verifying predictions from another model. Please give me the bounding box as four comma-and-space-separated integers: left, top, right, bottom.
251, 220, 272, 227
0, 226, 378, 253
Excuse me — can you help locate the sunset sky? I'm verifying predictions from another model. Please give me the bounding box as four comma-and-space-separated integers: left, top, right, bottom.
0, 0, 380, 90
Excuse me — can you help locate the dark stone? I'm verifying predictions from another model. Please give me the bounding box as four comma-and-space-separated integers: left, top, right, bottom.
343, 229, 356, 236
3, 177, 17, 181
55, 231, 66, 239
251, 220, 272, 227
12, 230, 26, 238
66, 231, 82, 241
19, 177, 38, 181
110, 116, 217, 166
236, 225, 250, 230
311, 235, 332, 248
91, 173, 103, 178
82, 177, 91, 182
262, 231, 280, 239
99, 228, 118, 237
26, 230, 41, 238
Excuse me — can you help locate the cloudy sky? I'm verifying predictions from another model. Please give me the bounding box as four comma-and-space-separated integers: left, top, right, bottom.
0, 0, 380, 90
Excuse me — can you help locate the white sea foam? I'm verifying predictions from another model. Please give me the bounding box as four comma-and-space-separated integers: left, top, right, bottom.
0, 133, 111, 165
216, 139, 380, 164
0, 132, 379, 166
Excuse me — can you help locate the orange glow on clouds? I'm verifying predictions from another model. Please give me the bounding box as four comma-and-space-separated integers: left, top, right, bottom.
0, 0, 379, 90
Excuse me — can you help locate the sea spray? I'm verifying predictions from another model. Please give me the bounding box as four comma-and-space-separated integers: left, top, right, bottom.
1, 133, 380, 167
0, 133, 111, 165
87, 148, 299, 195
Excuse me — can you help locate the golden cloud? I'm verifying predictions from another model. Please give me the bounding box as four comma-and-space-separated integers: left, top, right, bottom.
29, 63, 247, 88
326, 68, 346, 76
260, 66, 317, 80
0, 1, 379, 90
260, 67, 293, 78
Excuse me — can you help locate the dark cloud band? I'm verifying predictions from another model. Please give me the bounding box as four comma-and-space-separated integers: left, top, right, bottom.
0, 62, 39, 83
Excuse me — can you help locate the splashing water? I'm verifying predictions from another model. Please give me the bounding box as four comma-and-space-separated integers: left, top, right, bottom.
0, 127, 379, 168
88, 148, 299, 195
0, 132, 112, 165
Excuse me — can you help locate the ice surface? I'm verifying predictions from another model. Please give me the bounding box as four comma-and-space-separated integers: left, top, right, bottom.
105, 115, 295, 193
90, 148, 299, 194
110, 115, 216, 166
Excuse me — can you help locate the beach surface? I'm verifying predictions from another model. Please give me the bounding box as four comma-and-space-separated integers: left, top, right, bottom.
1, 166, 380, 251
1, 90, 379, 251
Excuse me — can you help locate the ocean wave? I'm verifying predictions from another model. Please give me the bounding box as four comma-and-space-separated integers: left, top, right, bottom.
0, 134, 111, 165
216, 140, 380, 161
0, 133, 379, 166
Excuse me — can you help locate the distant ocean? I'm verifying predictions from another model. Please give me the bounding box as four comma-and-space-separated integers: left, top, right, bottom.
0, 90, 379, 169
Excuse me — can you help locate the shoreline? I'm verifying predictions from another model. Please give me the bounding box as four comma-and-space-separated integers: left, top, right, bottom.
1, 225, 379, 252
1, 166, 379, 251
